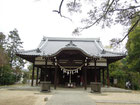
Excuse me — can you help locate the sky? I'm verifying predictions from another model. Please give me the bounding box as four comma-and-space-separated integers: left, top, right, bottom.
0, 0, 127, 51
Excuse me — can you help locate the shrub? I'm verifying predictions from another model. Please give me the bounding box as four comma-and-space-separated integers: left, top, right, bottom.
0, 65, 16, 85
110, 70, 127, 88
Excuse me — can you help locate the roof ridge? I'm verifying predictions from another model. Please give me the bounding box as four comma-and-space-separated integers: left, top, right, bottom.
104, 49, 125, 55
38, 38, 48, 50
43, 36, 100, 41
18, 49, 37, 53
94, 40, 104, 51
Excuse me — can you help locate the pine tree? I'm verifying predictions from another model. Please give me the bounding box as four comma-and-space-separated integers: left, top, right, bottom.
7, 29, 25, 68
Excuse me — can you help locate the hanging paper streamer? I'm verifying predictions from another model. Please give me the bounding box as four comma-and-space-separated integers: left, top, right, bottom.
67, 72, 69, 75
58, 63, 84, 75
72, 71, 73, 75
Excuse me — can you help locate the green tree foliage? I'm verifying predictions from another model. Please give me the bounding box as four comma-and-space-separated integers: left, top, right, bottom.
0, 33, 8, 67
111, 70, 127, 88
127, 72, 140, 90
0, 32, 6, 47
126, 23, 140, 72
109, 59, 127, 88
6, 29, 25, 83
14, 66, 22, 82
7, 29, 25, 68
6, 29, 26, 82
0, 65, 16, 85
107, 21, 140, 90
22, 71, 30, 84
28, 64, 37, 79
0, 47, 8, 67
0, 29, 25, 85
109, 59, 140, 90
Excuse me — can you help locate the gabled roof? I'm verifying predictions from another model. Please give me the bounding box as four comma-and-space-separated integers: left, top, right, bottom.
17, 37, 126, 58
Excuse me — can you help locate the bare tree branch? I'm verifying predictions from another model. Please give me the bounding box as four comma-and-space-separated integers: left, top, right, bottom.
112, 5, 140, 12
72, 0, 115, 35
74, 0, 140, 37
134, 0, 138, 3
129, 11, 140, 20
59, 0, 64, 16
118, 17, 140, 43
73, 0, 76, 7
53, 0, 72, 21
81, 0, 115, 30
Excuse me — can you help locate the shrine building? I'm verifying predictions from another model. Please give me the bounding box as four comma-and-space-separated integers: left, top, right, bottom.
17, 37, 125, 89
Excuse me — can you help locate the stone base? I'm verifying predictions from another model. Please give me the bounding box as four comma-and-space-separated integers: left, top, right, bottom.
40, 81, 51, 92
90, 82, 101, 93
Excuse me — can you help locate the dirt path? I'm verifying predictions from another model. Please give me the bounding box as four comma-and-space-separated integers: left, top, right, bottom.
89, 91, 140, 105
1, 87, 140, 105
0, 89, 52, 105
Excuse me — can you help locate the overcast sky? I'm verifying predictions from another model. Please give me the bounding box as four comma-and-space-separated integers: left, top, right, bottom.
0, 0, 127, 50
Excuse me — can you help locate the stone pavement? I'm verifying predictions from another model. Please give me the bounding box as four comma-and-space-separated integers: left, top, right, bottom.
46, 89, 96, 105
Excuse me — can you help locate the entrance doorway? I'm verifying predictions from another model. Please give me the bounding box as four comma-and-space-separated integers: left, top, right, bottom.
56, 50, 86, 87
58, 69, 83, 87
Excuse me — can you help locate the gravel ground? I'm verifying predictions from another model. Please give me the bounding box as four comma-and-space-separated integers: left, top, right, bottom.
0, 87, 140, 105
0, 89, 52, 105
88, 91, 140, 105
96, 103, 140, 105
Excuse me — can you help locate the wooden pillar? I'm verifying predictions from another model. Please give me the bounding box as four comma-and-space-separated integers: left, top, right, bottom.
45, 59, 47, 81
31, 62, 35, 86
107, 60, 110, 87
102, 68, 105, 87
54, 58, 57, 89
84, 67, 87, 90
48, 68, 51, 81
99, 69, 101, 82
94, 59, 97, 82
90, 68, 93, 82
84, 58, 88, 90
36, 67, 39, 86
40, 68, 43, 81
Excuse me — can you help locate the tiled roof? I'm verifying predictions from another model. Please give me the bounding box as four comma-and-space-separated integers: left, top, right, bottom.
17, 37, 126, 58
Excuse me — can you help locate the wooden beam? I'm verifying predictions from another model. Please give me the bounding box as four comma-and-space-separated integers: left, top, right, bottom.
36, 67, 39, 86
31, 62, 35, 86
